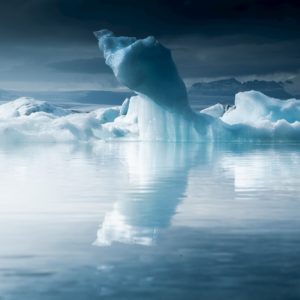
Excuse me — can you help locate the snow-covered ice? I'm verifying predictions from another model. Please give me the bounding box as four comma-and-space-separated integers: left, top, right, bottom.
0, 97, 70, 118
222, 91, 300, 125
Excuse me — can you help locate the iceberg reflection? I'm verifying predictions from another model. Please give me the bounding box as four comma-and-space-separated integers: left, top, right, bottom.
94, 142, 206, 246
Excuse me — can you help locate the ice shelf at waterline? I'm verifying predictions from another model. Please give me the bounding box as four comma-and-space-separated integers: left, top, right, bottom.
0, 31, 299, 143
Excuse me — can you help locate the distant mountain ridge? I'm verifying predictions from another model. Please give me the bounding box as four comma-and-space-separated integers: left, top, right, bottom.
190, 78, 292, 98
189, 78, 294, 109
0, 89, 134, 108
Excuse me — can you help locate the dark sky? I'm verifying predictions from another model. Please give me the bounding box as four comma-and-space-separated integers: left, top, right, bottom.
0, 0, 300, 93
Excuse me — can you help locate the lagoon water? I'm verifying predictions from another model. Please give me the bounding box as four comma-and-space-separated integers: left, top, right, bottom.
0, 142, 300, 300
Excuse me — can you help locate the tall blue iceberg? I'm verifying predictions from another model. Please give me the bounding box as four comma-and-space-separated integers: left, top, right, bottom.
94, 30, 214, 141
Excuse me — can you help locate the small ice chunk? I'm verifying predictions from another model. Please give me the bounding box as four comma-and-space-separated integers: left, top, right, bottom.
120, 97, 130, 115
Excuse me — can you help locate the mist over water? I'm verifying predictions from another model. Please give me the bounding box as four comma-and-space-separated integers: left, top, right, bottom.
1, 142, 300, 300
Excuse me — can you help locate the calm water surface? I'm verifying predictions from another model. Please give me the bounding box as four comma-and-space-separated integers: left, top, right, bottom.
0, 142, 300, 300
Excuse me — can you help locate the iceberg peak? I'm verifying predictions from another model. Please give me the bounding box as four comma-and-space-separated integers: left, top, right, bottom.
94, 30, 189, 113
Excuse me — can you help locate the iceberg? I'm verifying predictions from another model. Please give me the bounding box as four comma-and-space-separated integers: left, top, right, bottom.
222, 91, 300, 125
94, 30, 217, 141
0, 98, 128, 143
94, 31, 300, 142
0, 31, 299, 143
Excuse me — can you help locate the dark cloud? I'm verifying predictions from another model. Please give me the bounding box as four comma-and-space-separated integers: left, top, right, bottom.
48, 58, 112, 74
170, 38, 300, 78
0, 0, 299, 91
1, 0, 300, 43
